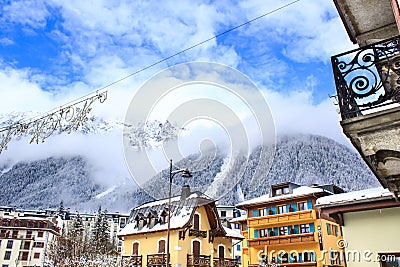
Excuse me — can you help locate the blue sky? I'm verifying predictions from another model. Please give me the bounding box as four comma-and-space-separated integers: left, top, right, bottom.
0, 0, 356, 143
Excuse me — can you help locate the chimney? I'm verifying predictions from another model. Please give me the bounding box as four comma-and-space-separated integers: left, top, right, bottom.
180, 185, 191, 200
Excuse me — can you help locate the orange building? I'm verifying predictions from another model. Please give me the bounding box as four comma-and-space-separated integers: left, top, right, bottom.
234, 182, 345, 267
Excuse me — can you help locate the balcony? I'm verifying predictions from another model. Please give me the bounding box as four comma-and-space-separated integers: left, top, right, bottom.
147, 253, 168, 267
248, 232, 315, 247
121, 255, 142, 267
189, 229, 207, 238
213, 258, 239, 267
248, 210, 316, 227
0, 233, 35, 240
331, 35, 400, 196
187, 254, 211, 267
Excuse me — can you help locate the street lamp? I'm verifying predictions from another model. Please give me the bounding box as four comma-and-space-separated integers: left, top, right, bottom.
166, 159, 192, 267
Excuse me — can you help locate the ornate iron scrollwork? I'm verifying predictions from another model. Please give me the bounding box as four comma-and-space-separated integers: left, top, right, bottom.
331, 35, 400, 119
0, 91, 107, 154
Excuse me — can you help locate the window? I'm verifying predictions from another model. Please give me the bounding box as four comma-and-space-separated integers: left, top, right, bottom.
234, 223, 240, 230
4, 251, 11, 260
37, 231, 44, 237
333, 225, 339, 236
132, 242, 139, 255
260, 229, 267, 237
158, 240, 166, 253
300, 224, 310, 233
258, 208, 266, 217
12, 231, 18, 238
19, 252, 29, 261
277, 205, 287, 214
33, 242, 44, 248
326, 223, 332, 235
6, 240, 13, 249
275, 187, 289, 196
23, 241, 31, 250
220, 211, 226, 217
193, 214, 200, 230
236, 245, 241, 251
282, 187, 289, 194
26, 230, 32, 239
2, 264, 9, 267
218, 245, 225, 259
297, 201, 307, 211
279, 226, 288, 236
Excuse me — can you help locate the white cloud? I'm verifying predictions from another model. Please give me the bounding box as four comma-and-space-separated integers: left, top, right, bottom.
1, 0, 50, 28
0, 0, 356, 154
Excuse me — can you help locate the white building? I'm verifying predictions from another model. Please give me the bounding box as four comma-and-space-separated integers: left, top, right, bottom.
0, 206, 60, 267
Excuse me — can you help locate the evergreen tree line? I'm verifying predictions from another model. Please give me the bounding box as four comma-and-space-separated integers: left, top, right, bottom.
46, 205, 119, 267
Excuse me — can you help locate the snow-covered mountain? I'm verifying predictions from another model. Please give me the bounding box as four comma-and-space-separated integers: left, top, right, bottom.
0, 114, 379, 212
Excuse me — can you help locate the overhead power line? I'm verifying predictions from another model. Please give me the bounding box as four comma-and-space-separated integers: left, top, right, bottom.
0, 0, 302, 153
54, 0, 302, 106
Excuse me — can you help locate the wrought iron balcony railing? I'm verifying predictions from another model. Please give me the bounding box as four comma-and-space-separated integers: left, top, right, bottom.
187, 254, 211, 267
331, 35, 400, 120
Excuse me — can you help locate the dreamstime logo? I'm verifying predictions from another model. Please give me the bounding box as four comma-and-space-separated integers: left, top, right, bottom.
123, 62, 276, 201
336, 239, 348, 249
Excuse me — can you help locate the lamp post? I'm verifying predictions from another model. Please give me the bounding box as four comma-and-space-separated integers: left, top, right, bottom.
166, 159, 192, 267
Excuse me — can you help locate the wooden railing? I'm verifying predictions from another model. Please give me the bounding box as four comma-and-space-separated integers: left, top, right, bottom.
213, 258, 239, 267
248, 210, 315, 227
121, 255, 142, 267
147, 253, 168, 267
187, 254, 211, 267
189, 228, 207, 238
248, 232, 315, 246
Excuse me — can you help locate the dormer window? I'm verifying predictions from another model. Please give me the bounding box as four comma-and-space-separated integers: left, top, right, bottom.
160, 209, 168, 224
274, 186, 289, 196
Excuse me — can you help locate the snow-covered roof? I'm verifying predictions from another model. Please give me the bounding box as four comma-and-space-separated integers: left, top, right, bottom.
223, 226, 244, 239
229, 214, 247, 223
316, 187, 393, 207
236, 186, 325, 207
118, 191, 216, 236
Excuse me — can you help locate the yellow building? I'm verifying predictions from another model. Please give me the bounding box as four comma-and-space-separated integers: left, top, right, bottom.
118, 187, 243, 267
235, 182, 345, 267
317, 187, 400, 267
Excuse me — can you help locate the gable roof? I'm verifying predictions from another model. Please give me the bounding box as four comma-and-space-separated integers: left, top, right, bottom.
316, 187, 394, 207
118, 191, 226, 236
236, 186, 326, 208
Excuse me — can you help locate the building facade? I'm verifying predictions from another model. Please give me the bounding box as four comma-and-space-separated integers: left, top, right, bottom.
317, 187, 400, 267
0, 207, 60, 267
331, 0, 400, 196
118, 189, 243, 267
235, 183, 345, 267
